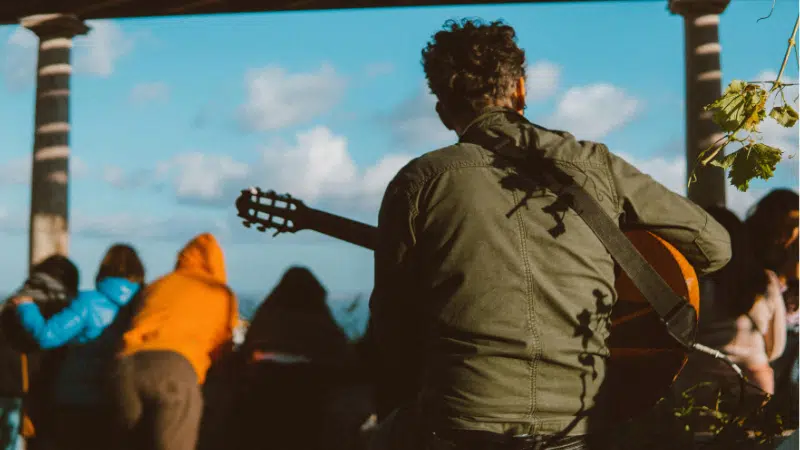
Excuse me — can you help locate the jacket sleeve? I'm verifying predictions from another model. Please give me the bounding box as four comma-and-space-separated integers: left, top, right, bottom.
606, 151, 732, 276
15, 296, 89, 349
367, 174, 421, 418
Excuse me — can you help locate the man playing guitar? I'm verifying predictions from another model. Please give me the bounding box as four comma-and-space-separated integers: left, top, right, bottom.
362, 18, 733, 450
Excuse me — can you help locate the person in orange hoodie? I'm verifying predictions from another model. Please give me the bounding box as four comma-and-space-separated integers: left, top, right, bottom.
109, 233, 238, 450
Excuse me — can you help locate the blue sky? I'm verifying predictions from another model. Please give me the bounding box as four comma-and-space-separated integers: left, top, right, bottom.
0, 0, 798, 304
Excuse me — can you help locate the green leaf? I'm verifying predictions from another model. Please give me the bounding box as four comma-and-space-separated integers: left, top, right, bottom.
769, 105, 799, 127
727, 143, 783, 192
709, 151, 738, 169
705, 81, 769, 133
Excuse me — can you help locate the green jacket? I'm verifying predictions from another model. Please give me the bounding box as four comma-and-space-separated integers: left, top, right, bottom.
367, 107, 731, 437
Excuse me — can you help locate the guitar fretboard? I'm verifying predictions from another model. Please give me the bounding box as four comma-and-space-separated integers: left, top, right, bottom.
303, 208, 377, 251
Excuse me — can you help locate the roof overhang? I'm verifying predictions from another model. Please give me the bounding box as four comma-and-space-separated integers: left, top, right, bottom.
0, 0, 618, 26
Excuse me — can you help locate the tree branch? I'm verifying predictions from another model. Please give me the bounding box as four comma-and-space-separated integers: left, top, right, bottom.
774, 15, 799, 89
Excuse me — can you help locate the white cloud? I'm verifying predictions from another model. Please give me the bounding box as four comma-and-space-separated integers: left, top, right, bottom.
101, 166, 127, 188
168, 153, 250, 202
365, 62, 395, 78
2, 28, 38, 91
257, 127, 413, 208
238, 64, 346, 132
70, 212, 229, 241
129, 82, 169, 105
0, 157, 33, 185
260, 127, 358, 201
386, 84, 455, 149
526, 61, 561, 102
361, 154, 414, 201
751, 70, 799, 158
73, 20, 134, 77
2, 20, 133, 89
545, 83, 641, 141
101, 127, 413, 212
386, 60, 561, 148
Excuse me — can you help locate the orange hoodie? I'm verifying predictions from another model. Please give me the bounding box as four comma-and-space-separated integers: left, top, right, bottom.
119, 233, 239, 384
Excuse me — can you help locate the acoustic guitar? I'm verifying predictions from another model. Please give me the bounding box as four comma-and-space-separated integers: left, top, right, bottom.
234, 187, 701, 423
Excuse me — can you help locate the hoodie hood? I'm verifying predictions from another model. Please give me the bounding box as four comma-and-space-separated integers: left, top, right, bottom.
96, 277, 140, 306
175, 233, 227, 283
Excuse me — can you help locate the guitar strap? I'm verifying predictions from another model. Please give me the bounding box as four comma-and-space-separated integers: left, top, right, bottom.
459, 130, 698, 349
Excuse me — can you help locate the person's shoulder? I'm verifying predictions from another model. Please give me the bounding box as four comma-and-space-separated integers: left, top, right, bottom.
69, 290, 104, 311
530, 123, 612, 166
391, 143, 492, 190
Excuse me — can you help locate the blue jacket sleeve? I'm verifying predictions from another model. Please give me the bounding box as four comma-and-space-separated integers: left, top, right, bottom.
15, 296, 90, 349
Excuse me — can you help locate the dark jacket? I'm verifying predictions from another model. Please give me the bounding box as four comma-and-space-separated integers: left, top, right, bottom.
243, 267, 350, 366
0, 272, 73, 398
16, 277, 140, 405
367, 107, 732, 436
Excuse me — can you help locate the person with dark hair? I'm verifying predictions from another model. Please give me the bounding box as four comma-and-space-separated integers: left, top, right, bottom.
220, 266, 360, 450
111, 233, 238, 450
0, 254, 79, 450
9, 244, 145, 450
745, 189, 800, 428
242, 266, 348, 361
364, 18, 732, 450
690, 207, 787, 394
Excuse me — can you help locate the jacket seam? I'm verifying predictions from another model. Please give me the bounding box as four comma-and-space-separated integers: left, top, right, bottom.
691, 213, 714, 268
598, 145, 622, 211
510, 189, 539, 426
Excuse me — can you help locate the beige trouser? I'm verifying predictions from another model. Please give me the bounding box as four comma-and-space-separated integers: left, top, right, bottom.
110, 350, 203, 450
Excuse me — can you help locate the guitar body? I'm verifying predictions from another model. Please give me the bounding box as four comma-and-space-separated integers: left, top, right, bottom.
608, 230, 700, 423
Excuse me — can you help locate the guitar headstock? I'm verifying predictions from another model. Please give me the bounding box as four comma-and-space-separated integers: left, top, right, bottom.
234, 187, 307, 236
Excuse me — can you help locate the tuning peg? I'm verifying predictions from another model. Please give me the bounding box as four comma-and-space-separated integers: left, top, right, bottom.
243, 221, 251, 228
249, 186, 259, 195
257, 225, 267, 232
272, 230, 282, 237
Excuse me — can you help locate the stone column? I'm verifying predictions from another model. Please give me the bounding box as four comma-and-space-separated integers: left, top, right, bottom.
669, 0, 731, 209
22, 14, 89, 270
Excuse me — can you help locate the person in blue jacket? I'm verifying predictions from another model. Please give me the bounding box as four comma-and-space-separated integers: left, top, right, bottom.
10, 244, 145, 450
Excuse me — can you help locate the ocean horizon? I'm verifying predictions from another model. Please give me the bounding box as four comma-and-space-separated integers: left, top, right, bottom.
237, 291, 371, 340
0, 291, 372, 342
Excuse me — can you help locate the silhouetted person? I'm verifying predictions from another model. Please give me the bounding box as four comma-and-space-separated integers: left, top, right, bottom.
111, 233, 238, 450
227, 266, 359, 450
746, 189, 800, 428
364, 18, 732, 450
243, 266, 349, 363
674, 207, 786, 421
10, 244, 145, 450
0, 255, 79, 450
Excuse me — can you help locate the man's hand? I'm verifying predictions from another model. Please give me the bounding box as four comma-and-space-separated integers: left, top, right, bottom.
11, 296, 33, 306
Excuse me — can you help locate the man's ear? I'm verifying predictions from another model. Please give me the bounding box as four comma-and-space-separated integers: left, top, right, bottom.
436, 102, 455, 130
513, 77, 527, 113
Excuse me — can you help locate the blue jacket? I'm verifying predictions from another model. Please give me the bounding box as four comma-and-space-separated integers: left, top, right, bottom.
16, 277, 140, 405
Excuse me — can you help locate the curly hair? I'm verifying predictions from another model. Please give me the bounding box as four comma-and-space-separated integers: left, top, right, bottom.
421, 18, 527, 116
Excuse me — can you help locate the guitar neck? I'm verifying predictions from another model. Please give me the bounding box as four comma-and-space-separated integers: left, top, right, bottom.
303, 208, 377, 251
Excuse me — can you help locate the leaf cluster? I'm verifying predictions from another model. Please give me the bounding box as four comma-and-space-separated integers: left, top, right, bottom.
692, 81, 797, 192
690, 16, 799, 192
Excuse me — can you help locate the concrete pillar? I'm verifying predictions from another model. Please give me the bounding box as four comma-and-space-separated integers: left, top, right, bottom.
21, 14, 89, 270
669, 0, 731, 209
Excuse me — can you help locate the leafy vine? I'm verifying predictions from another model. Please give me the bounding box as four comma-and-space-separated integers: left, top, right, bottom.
690, 16, 799, 192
